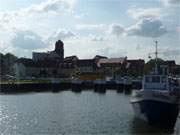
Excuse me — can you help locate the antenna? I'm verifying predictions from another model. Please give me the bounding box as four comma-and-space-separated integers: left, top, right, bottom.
155, 41, 158, 61
155, 41, 158, 74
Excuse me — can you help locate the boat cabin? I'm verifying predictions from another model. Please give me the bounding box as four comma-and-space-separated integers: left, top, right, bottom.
143, 75, 168, 90
143, 65, 169, 90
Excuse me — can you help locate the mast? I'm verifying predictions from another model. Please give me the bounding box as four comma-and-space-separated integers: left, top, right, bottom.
155, 41, 158, 74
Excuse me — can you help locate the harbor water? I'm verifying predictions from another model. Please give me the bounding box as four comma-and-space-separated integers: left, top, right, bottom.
0, 90, 175, 134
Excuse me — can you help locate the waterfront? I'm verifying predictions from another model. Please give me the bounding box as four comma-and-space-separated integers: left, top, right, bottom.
0, 90, 174, 134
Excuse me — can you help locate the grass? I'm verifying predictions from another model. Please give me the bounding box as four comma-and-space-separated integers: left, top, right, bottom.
0, 78, 73, 84
0, 79, 51, 84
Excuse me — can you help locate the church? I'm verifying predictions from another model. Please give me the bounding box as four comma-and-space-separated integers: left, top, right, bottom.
32, 40, 64, 61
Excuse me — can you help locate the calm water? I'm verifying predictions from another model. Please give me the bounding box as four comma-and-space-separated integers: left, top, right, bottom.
0, 90, 174, 134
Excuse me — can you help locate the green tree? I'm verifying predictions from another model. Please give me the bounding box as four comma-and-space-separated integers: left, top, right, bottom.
144, 58, 164, 74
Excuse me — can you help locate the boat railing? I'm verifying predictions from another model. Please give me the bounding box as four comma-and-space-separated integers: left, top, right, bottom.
144, 82, 167, 90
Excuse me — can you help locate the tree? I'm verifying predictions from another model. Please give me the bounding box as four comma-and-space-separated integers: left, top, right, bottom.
144, 58, 164, 74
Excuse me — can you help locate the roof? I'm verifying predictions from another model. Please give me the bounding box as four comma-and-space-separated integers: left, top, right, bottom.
98, 57, 127, 64
64, 55, 78, 61
127, 59, 145, 67
16, 59, 74, 68
165, 60, 176, 66
93, 55, 108, 60
16, 58, 35, 67
97, 57, 127, 67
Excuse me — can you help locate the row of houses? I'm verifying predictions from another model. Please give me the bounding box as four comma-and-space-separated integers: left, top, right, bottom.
14, 55, 145, 79
11, 40, 180, 80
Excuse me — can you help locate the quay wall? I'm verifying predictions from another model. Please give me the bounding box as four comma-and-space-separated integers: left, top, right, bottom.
0, 81, 142, 93
0, 82, 71, 93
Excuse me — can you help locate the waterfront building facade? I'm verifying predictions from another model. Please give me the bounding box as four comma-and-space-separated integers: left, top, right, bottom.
13, 39, 179, 80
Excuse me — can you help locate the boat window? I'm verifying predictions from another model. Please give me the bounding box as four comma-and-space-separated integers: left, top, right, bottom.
152, 76, 160, 83
161, 77, 166, 83
145, 77, 150, 82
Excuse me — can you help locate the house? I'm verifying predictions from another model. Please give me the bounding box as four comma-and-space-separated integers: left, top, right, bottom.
97, 57, 127, 68
93, 55, 107, 62
97, 57, 127, 78
126, 59, 145, 77
14, 58, 36, 79
14, 58, 76, 79
165, 60, 176, 74
77, 59, 96, 73
64, 55, 78, 63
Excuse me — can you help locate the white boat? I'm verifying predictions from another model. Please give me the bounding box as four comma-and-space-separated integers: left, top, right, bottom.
130, 41, 180, 129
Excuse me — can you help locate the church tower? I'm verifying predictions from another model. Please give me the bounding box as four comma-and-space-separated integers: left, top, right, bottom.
55, 40, 64, 60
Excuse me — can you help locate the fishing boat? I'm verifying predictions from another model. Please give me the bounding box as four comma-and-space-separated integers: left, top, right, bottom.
130, 41, 180, 129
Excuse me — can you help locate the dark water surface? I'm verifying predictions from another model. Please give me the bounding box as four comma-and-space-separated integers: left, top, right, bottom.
0, 90, 174, 134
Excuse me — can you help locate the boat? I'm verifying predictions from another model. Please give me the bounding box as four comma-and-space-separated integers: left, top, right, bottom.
130, 41, 180, 129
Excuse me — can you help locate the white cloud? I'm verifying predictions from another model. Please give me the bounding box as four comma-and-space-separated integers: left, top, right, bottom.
127, 8, 161, 20
176, 26, 180, 33
126, 18, 167, 38
77, 19, 167, 38
163, 49, 180, 56
49, 29, 76, 42
76, 24, 106, 30
97, 47, 127, 58
91, 37, 105, 42
109, 23, 125, 36
11, 30, 47, 50
0, 0, 77, 25
24, 0, 77, 14
0, 41, 8, 52
162, 0, 180, 6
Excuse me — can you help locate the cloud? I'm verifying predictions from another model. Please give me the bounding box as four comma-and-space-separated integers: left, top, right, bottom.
109, 23, 125, 36
0, 23, 4, 29
0, 41, 8, 52
0, 0, 77, 25
11, 30, 47, 50
97, 47, 127, 58
163, 49, 180, 56
176, 26, 180, 33
24, 0, 77, 14
136, 44, 143, 51
49, 29, 76, 42
161, 0, 180, 6
126, 18, 167, 38
0, 12, 11, 23
127, 8, 161, 20
76, 24, 106, 30
91, 37, 105, 42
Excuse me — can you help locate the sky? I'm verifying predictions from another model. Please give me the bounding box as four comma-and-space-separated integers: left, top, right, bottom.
0, 0, 179, 63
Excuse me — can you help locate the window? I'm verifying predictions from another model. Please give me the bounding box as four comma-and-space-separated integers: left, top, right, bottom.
152, 76, 160, 83
145, 77, 150, 82
161, 77, 166, 83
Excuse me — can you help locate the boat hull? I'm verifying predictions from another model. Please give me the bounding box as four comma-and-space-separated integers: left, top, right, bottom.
131, 99, 179, 129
